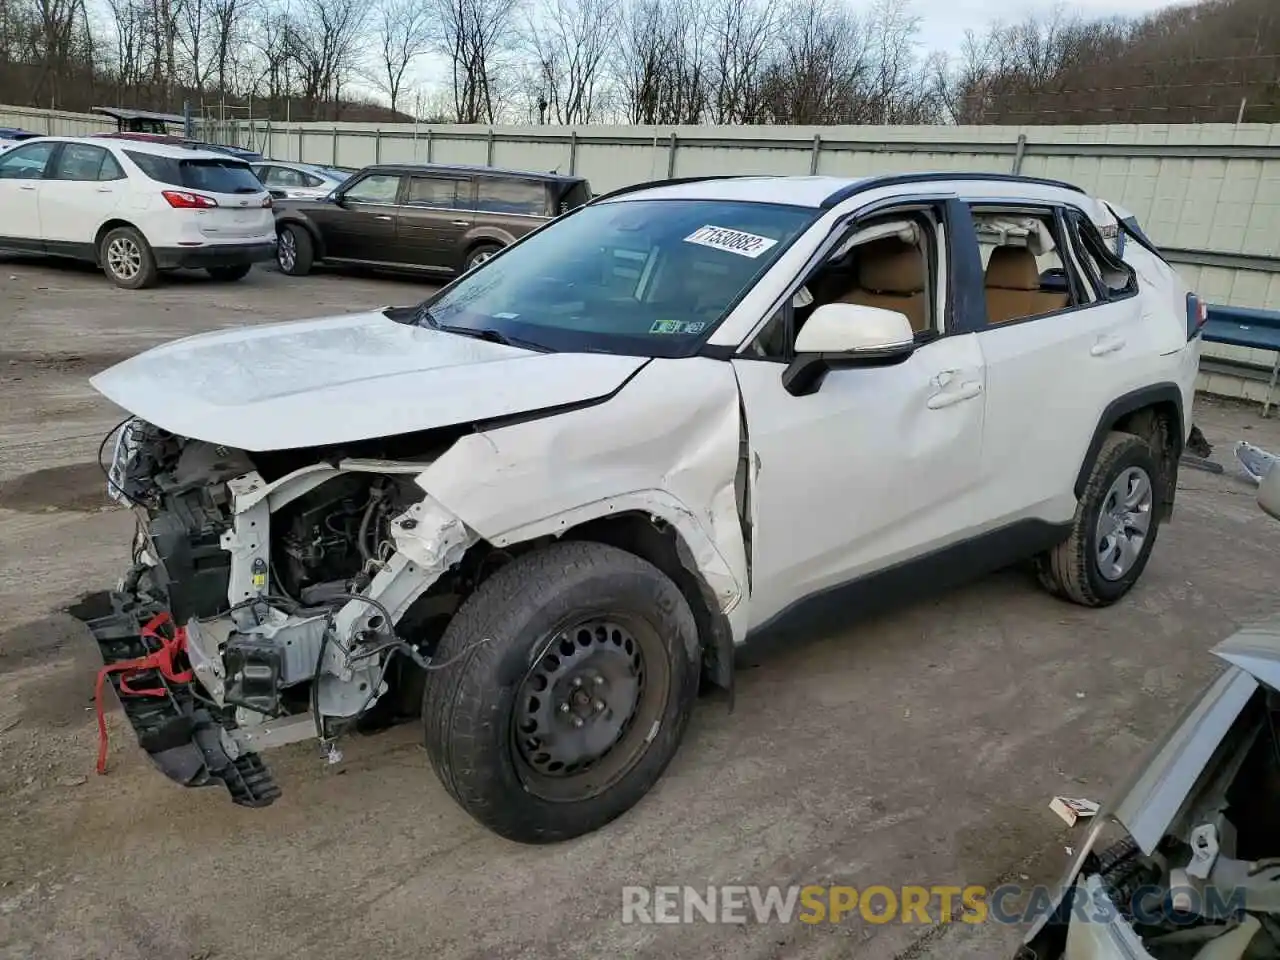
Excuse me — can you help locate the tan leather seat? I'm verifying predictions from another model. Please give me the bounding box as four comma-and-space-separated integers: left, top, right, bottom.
836, 238, 928, 332
984, 247, 1069, 324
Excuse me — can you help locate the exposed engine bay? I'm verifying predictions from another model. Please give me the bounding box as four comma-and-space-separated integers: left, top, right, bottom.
1044, 688, 1280, 960
79, 416, 489, 804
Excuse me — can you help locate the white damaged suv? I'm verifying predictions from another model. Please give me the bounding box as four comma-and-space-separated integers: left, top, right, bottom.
83, 172, 1205, 842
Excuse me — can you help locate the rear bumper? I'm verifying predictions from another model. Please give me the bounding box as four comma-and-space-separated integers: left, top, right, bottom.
154, 241, 276, 270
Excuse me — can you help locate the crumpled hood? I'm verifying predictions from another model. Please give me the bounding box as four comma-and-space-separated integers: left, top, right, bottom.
90, 310, 648, 451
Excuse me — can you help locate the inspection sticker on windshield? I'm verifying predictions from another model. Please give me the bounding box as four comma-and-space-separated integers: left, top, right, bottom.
684, 225, 778, 259
650, 320, 706, 335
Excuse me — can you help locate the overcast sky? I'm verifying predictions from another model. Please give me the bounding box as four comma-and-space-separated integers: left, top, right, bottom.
914, 0, 1185, 50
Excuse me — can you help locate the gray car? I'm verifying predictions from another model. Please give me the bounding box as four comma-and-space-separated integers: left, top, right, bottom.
250, 160, 354, 200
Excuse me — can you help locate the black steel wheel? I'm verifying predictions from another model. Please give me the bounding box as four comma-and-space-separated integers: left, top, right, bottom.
422, 541, 700, 844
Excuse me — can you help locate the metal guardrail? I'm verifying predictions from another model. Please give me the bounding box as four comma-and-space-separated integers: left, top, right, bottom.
1202, 304, 1280, 416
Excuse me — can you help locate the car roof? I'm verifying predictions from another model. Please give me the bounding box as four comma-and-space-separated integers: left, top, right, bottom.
603, 173, 1092, 210
19, 135, 239, 162
363, 162, 585, 184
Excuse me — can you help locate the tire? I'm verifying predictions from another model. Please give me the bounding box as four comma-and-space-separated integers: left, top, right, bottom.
1036, 431, 1165, 607
464, 243, 502, 271
423, 540, 700, 844
99, 226, 158, 290
276, 223, 314, 276
207, 264, 252, 282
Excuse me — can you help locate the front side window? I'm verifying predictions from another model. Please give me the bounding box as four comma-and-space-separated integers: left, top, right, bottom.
342, 173, 401, 204
420, 198, 818, 357
475, 178, 547, 216
0, 141, 55, 179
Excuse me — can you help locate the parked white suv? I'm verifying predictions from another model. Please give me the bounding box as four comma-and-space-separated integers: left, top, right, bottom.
82, 172, 1204, 842
0, 136, 275, 288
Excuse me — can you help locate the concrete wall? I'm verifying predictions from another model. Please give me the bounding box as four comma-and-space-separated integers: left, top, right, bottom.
4, 105, 1278, 405
0, 104, 112, 137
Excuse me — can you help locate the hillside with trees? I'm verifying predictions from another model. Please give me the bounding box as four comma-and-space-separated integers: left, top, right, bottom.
0, 0, 1275, 124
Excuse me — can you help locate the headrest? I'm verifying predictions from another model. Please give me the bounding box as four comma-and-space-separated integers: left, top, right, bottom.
858, 238, 924, 294
985, 246, 1041, 291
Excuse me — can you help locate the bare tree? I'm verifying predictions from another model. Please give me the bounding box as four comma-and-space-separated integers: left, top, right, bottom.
522, 0, 616, 124
758, 0, 871, 123
706, 0, 775, 123
370, 0, 429, 113
431, 0, 519, 122
289, 0, 369, 115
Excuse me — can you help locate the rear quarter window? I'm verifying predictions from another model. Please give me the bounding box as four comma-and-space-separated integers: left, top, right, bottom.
125, 150, 262, 194
476, 178, 547, 216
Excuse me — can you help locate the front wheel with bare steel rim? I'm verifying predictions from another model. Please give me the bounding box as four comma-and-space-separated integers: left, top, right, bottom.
422, 540, 700, 843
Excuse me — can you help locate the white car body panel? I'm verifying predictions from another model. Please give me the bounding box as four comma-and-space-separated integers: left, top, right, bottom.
732, 332, 988, 626
418, 358, 750, 631
89, 310, 649, 451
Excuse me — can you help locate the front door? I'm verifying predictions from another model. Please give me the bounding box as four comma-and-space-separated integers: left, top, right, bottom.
0, 140, 59, 249
397, 174, 474, 270
320, 171, 402, 260
731, 203, 988, 628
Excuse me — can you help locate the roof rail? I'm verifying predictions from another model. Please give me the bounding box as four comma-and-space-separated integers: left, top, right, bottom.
820, 171, 1086, 209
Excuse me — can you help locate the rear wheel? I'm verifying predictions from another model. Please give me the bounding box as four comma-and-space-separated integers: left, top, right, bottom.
423, 541, 700, 843
207, 264, 252, 282
1036, 432, 1164, 607
100, 226, 158, 290
464, 243, 501, 271
276, 223, 314, 276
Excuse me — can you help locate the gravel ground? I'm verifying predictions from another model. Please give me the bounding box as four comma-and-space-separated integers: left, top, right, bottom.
2, 255, 1279, 960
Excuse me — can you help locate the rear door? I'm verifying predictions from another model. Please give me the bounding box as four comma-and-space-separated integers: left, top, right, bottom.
968, 199, 1146, 527
41, 142, 126, 247
397, 173, 474, 269
323, 170, 402, 260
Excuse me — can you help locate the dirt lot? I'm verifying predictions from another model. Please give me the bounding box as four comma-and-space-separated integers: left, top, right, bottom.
2, 256, 1279, 960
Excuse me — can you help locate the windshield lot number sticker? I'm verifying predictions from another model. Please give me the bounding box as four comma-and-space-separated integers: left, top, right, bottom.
650, 320, 707, 335
684, 225, 778, 259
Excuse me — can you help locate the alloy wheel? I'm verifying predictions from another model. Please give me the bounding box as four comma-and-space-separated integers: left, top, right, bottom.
106, 237, 142, 281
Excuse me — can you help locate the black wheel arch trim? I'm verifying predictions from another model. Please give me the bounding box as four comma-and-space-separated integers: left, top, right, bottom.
1074, 382, 1185, 503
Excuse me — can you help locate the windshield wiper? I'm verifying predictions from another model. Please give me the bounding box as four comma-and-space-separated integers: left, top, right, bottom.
417, 305, 550, 353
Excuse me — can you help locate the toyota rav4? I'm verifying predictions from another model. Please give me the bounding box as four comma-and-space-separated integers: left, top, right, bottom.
81, 172, 1205, 843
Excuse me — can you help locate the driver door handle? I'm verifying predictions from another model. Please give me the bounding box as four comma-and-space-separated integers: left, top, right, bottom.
374, 214, 393, 221
1091, 334, 1126, 357
927, 380, 983, 409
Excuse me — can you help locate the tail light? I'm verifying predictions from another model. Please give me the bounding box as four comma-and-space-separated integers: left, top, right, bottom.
163, 190, 217, 209
1186, 292, 1208, 340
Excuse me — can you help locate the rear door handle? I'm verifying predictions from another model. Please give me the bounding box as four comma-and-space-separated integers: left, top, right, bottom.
451, 219, 469, 226
96, 187, 114, 193
18, 184, 35, 191
927, 380, 983, 409
1091, 334, 1126, 357
375, 214, 392, 221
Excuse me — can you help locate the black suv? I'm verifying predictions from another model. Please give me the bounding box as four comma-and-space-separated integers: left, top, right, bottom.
272, 163, 591, 276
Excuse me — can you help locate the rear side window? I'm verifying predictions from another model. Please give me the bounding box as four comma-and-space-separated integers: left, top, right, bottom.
1065, 211, 1138, 301
125, 150, 262, 194
406, 176, 471, 209
475, 178, 547, 216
